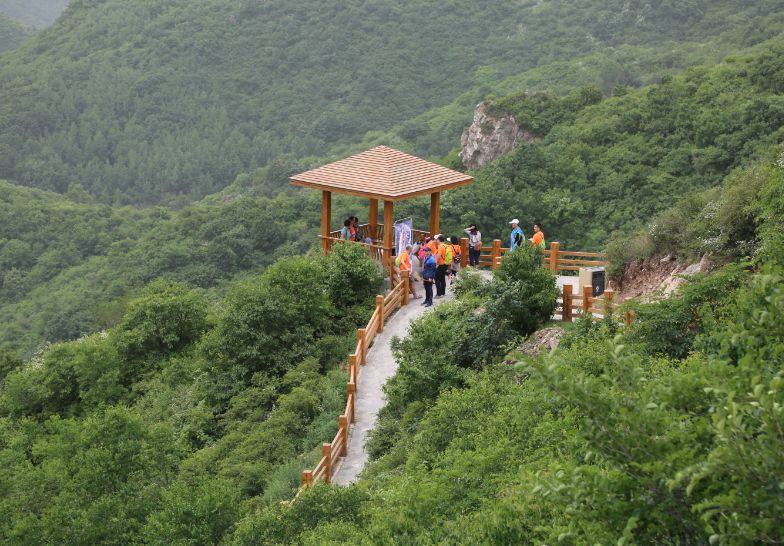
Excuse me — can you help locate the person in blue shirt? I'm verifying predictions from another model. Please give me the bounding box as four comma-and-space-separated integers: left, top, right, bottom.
509, 218, 524, 252
421, 246, 437, 307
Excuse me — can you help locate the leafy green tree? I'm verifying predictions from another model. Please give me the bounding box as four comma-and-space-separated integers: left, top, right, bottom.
114, 279, 208, 362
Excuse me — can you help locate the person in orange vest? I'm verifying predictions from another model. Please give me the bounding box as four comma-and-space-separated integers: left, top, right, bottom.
434, 235, 448, 297
448, 235, 461, 283
396, 244, 419, 299
530, 223, 546, 249
426, 236, 438, 255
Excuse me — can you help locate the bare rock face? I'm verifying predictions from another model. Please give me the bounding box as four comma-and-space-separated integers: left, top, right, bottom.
614, 254, 714, 301
459, 102, 535, 169
517, 327, 565, 357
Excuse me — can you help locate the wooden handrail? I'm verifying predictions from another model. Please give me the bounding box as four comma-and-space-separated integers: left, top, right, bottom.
297, 257, 414, 495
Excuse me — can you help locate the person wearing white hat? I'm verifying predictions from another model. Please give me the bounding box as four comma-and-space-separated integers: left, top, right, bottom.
509, 219, 524, 252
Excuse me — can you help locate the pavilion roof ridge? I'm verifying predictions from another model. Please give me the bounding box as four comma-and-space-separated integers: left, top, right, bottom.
290, 145, 473, 201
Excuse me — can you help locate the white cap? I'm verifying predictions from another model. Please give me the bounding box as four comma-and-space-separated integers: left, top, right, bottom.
509, 219, 519, 225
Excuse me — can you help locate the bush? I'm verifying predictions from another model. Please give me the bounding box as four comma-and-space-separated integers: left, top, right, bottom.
627, 263, 748, 359
318, 242, 383, 320
488, 244, 559, 336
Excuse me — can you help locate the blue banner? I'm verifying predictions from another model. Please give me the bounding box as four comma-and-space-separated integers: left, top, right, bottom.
394, 218, 413, 256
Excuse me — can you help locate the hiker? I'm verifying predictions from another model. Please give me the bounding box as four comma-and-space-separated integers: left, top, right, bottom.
530, 223, 546, 249
396, 244, 419, 298
418, 238, 429, 268
464, 224, 482, 266
509, 218, 524, 252
426, 235, 438, 255
434, 235, 448, 297
351, 216, 373, 244
349, 216, 359, 242
421, 246, 436, 307
448, 235, 461, 282
340, 219, 352, 240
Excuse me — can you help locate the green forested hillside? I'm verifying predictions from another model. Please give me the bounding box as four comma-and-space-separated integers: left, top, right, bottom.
0, 244, 384, 543
0, 11, 30, 51
226, 151, 784, 545
3, 42, 783, 357
0, 0, 781, 204
396, 44, 784, 249
0, 170, 322, 356
0, 0, 68, 28
0, 1, 783, 542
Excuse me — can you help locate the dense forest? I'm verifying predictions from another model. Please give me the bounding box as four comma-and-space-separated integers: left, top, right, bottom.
2, 41, 783, 358
0, 11, 30, 51
0, 0, 781, 204
0, 0, 68, 28
0, 0, 783, 543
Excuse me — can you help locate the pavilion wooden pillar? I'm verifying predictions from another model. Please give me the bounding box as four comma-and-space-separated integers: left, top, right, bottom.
430, 192, 440, 236
383, 200, 394, 270
321, 190, 332, 254
369, 199, 379, 241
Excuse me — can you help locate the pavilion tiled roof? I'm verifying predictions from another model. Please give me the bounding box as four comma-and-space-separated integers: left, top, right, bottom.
290, 145, 473, 201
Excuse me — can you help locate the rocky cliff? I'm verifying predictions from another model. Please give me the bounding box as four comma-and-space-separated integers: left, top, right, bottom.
459, 102, 535, 169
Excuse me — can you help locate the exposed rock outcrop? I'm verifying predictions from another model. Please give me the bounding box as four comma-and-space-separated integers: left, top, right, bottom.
459, 102, 535, 169
517, 327, 565, 357
613, 254, 713, 301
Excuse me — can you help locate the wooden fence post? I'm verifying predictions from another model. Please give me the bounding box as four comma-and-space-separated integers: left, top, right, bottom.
347, 381, 356, 423
339, 415, 348, 456
402, 270, 410, 306
562, 284, 573, 322
582, 285, 592, 318
460, 237, 469, 267
376, 295, 385, 332
550, 241, 560, 273
322, 443, 332, 484
348, 354, 357, 385
302, 470, 313, 488
491, 239, 502, 270
356, 328, 366, 365
604, 289, 614, 316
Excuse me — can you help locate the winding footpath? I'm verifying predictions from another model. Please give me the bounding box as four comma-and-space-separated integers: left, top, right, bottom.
331, 273, 575, 484
332, 289, 454, 485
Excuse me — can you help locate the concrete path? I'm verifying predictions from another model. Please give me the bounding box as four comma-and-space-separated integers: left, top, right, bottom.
332, 285, 454, 485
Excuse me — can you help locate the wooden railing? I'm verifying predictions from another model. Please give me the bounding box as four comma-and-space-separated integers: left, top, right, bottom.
300, 271, 411, 490
456, 238, 629, 325
320, 236, 391, 265
329, 223, 430, 245
465, 239, 608, 274
556, 286, 635, 326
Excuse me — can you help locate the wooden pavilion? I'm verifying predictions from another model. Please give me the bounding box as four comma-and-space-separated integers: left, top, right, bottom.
290, 145, 473, 270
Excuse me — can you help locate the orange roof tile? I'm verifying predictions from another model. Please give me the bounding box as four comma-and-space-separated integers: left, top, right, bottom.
290, 145, 473, 201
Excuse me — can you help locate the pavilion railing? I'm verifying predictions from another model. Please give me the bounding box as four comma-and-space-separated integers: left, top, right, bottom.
328, 224, 430, 245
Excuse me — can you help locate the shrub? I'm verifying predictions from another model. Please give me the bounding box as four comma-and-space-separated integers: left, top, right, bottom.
488, 244, 559, 336
318, 242, 383, 318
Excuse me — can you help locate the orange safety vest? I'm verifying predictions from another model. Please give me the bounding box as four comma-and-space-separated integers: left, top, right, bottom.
451, 244, 461, 261
435, 243, 447, 266
399, 251, 412, 272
